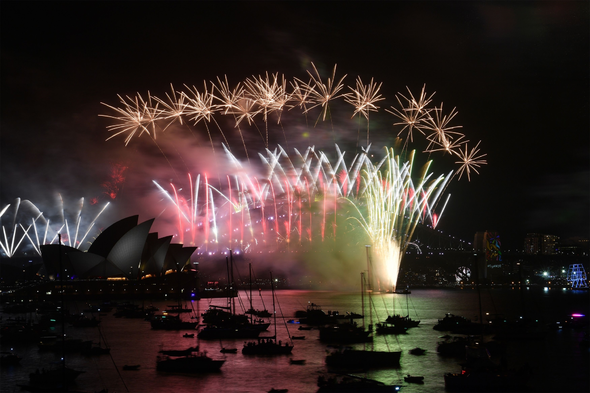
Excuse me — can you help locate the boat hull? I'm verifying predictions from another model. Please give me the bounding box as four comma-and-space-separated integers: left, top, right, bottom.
156, 355, 224, 373
326, 349, 401, 368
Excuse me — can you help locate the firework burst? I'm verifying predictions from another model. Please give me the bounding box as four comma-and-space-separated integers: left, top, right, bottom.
101, 64, 487, 289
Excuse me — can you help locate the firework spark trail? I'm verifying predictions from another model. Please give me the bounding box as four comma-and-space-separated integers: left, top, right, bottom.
297, 63, 348, 124
386, 85, 435, 148
345, 147, 449, 290
154, 84, 189, 131
345, 76, 385, 146
1, 200, 41, 257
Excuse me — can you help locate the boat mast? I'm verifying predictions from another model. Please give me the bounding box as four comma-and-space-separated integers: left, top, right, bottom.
59, 233, 66, 390
226, 256, 231, 313
270, 271, 276, 339
361, 272, 365, 330
230, 250, 235, 315
249, 263, 253, 324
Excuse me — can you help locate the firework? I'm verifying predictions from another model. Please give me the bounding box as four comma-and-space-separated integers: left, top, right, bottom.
100, 92, 163, 146
0, 196, 110, 257
455, 141, 488, 181
101, 64, 487, 289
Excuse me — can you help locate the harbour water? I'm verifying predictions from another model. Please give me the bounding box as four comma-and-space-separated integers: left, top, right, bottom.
1, 287, 588, 392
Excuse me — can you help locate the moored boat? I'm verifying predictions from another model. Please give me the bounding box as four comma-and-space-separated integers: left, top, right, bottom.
375, 321, 408, 335
156, 352, 225, 373
409, 347, 426, 355
325, 346, 401, 369
150, 314, 198, 330
242, 337, 294, 355
317, 374, 402, 392
158, 346, 199, 356
404, 374, 424, 383
122, 364, 140, 370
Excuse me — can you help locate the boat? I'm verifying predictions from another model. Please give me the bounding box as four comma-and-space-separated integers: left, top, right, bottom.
436, 335, 471, 357
28, 365, 85, 390
404, 374, 424, 384
220, 347, 238, 353
199, 254, 270, 340
325, 272, 401, 370
245, 269, 272, 318
319, 322, 373, 343
289, 358, 306, 364
384, 314, 420, 329
385, 286, 420, 329
375, 321, 407, 335
150, 313, 198, 330
156, 351, 225, 373
296, 302, 363, 326
246, 307, 272, 318
158, 346, 199, 356
25, 237, 85, 391
183, 333, 195, 338
268, 389, 288, 393
242, 337, 294, 355
326, 345, 401, 369
242, 272, 294, 356
408, 347, 426, 355
122, 364, 140, 370
317, 374, 402, 392
433, 313, 473, 332
37, 335, 92, 353
291, 335, 305, 340
82, 322, 111, 356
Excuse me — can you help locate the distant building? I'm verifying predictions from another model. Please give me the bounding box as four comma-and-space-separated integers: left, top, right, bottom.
473, 231, 502, 280
524, 233, 559, 255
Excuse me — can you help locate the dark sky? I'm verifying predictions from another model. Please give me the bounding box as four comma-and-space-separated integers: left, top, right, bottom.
1, 1, 588, 251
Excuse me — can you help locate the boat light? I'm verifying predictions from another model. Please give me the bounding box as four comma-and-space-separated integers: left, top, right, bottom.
572, 313, 585, 317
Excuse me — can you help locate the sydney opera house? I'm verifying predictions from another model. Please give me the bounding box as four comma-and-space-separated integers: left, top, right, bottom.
7, 216, 202, 300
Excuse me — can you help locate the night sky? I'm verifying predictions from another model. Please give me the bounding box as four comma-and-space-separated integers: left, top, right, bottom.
1, 1, 588, 252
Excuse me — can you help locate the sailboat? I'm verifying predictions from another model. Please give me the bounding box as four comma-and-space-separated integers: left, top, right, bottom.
245, 264, 272, 318
198, 252, 269, 340
325, 272, 401, 369
444, 253, 532, 391
156, 351, 225, 373
157, 295, 225, 373
20, 234, 85, 392
151, 263, 198, 330
383, 286, 420, 329
81, 321, 111, 356
317, 373, 402, 392
242, 272, 294, 355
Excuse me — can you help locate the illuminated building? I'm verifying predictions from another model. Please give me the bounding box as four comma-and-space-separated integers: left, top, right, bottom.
524, 233, 559, 255
473, 231, 502, 280
39, 215, 196, 280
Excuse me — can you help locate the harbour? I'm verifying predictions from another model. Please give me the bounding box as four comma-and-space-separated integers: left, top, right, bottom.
1, 287, 588, 392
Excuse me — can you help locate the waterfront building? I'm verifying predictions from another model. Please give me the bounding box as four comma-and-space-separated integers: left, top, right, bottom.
524, 233, 559, 255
